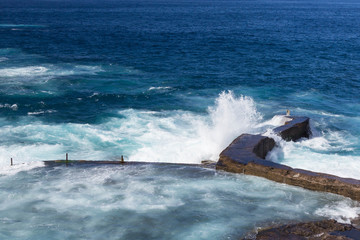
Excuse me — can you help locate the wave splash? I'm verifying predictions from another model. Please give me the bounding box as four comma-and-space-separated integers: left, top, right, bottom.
129, 91, 262, 163
315, 199, 360, 224
0, 91, 261, 165
2, 90, 360, 178
264, 118, 360, 179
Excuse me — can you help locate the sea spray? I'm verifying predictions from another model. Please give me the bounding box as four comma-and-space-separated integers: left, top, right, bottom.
199, 91, 262, 160
315, 199, 360, 224
2, 91, 360, 176
0, 161, 44, 176
129, 91, 262, 163
265, 119, 360, 179
256, 114, 292, 128
0, 92, 261, 164
1, 0, 360, 238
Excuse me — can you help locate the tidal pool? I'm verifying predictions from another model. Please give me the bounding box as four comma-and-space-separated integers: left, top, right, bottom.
0, 163, 358, 240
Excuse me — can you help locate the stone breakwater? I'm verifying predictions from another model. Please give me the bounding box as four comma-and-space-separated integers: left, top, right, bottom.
216, 116, 360, 201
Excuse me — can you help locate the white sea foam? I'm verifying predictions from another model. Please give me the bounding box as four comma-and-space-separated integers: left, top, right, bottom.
27, 110, 57, 115
89, 92, 99, 98
0, 143, 65, 166
278, 147, 360, 179
0, 66, 49, 77
0, 91, 261, 165
128, 91, 262, 163
315, 199, 360, 224
0, 65, 102, 78
0, 164, 351, 239
0, 161, 44, 176
0, 90, 359, 235
267, 125, 360, 179
256, 114, 292, 128
40, 90, 54, 95
0, 57, 8, 62
318, 111, 343, 118
148, 86, 172, 91
0, 104, 18, 111
1, 90, 359, 180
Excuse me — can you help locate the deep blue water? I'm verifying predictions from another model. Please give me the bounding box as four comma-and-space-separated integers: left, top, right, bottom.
1, 0, 360, 239
1, 0, 360, 122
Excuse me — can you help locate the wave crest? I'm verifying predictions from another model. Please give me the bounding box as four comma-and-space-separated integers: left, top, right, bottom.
0, 65, 102, 78
129, 91, 262, 163
0, 91, 262, 165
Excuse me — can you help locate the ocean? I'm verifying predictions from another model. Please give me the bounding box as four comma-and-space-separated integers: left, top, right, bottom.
1, 0, 360, 239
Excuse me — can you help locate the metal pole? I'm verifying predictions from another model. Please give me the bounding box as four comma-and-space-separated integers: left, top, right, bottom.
66, 153, 68, 165
10, 158, 13, 166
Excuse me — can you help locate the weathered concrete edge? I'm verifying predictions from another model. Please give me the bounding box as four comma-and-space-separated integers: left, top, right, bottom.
42, 160, 218, 169
217, 156, 360, 201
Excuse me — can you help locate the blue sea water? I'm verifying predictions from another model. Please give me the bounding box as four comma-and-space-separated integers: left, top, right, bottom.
1, 0, 360, 239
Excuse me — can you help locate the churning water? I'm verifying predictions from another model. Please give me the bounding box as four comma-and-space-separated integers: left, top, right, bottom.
1, 0, 360, 238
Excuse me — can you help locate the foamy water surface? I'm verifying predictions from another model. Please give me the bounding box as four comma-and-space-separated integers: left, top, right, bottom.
1, 0, 360, 238
0, 163, 358, 240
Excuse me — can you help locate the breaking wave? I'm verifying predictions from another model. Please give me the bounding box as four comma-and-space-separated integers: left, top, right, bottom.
0, 91, 261, 164
0, 65, 102, 78
148, 86, 173, 91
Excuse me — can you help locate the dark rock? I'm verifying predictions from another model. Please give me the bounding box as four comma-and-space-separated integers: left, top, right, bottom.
216, 134, 360, 201
201, 160, 217, 168
250, 219, 360, 240
217, 133, 289, 171
218, 116, 360, 239
274, 116, 311, 141
252, 135, 276, 159
218, 134, 276, 162
201, 160, 216, 165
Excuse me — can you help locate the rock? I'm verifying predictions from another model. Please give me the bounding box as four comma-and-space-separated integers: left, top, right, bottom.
217, 134, 275, 162
201, 160, 216, 165
252, 135, 276, 159
217, 116, 360, 200
350, 217, 360, 229
274, 116, 311, 141
248, 219, 360, 240
216, 134, 360, 201
217, 133, 288, 172
201, 160, 217, 168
